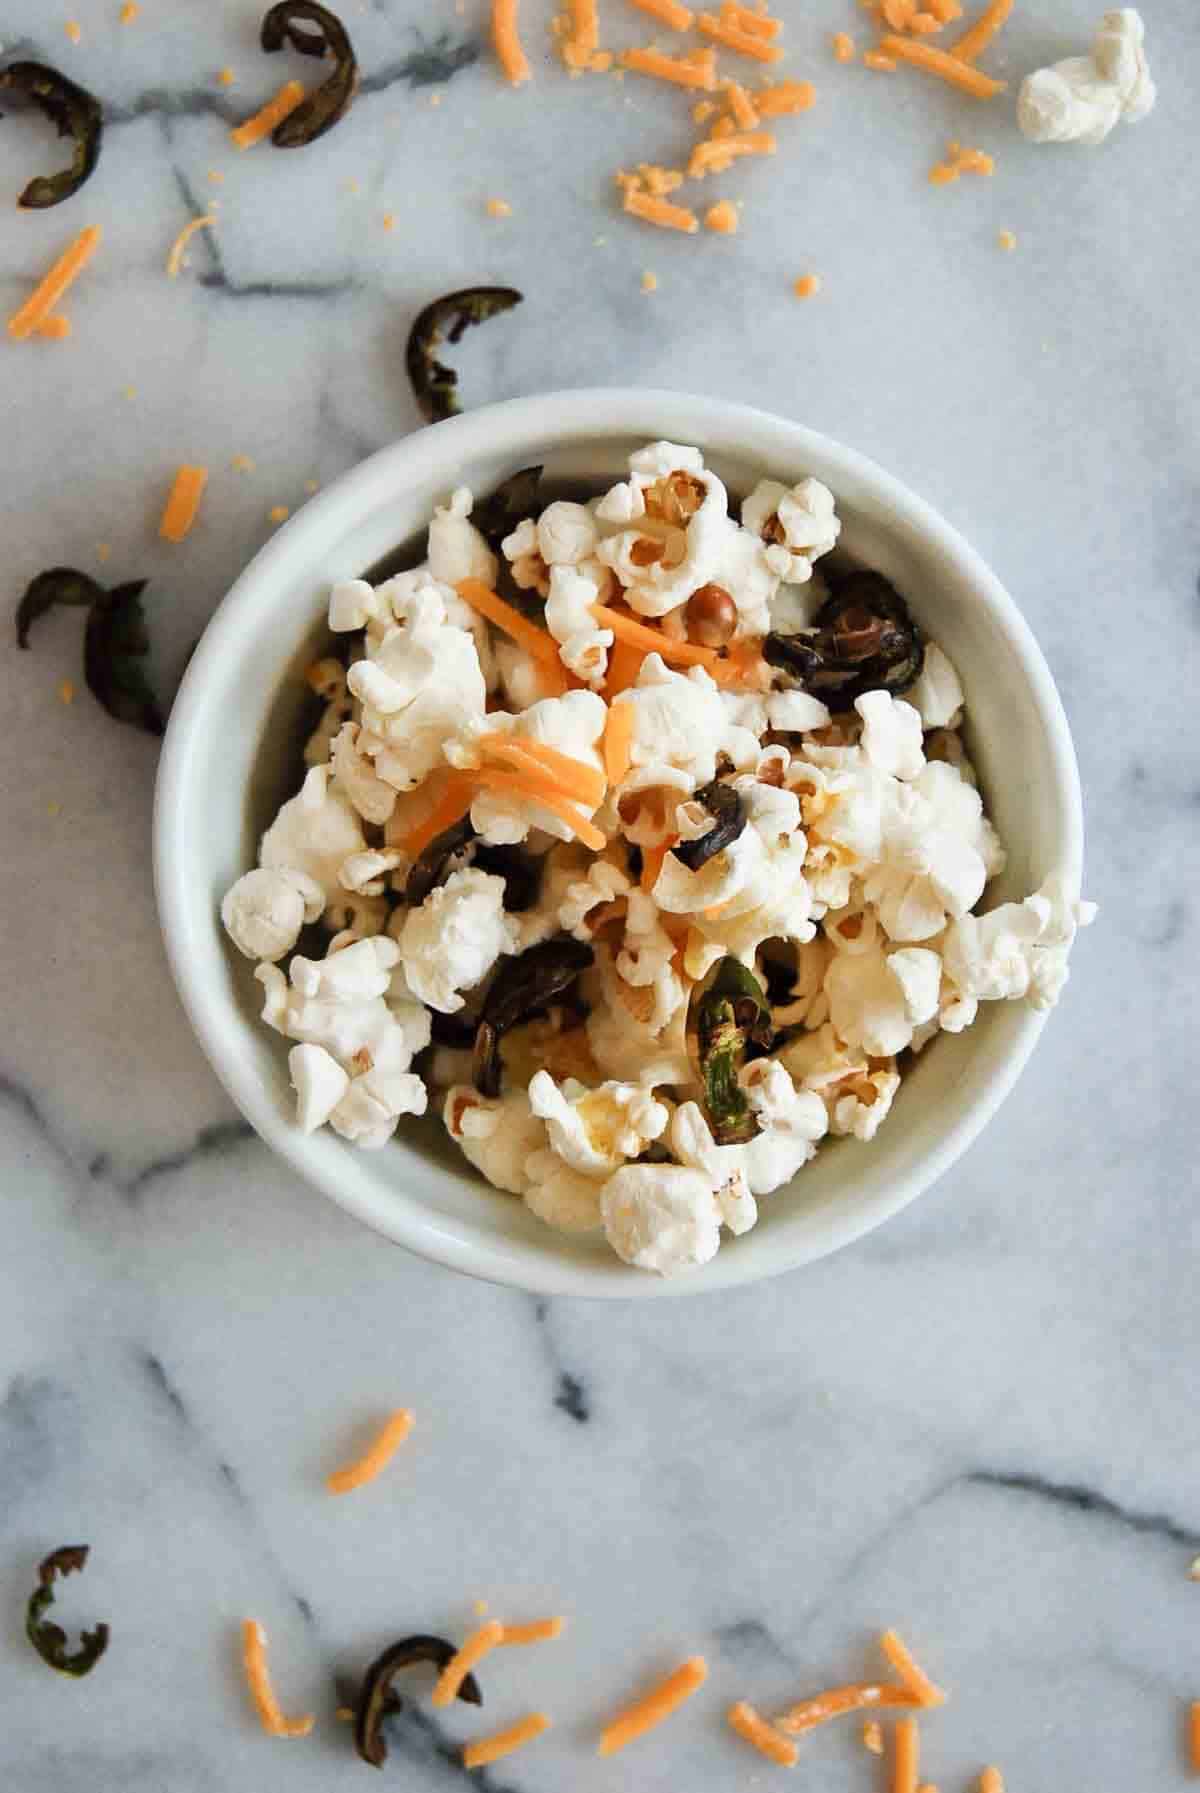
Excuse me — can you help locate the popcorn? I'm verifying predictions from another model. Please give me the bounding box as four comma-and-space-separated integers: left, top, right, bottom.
444, 1086, 547, 1195
426, 486, 499, 588
524, 1157, 606, 1233
331, 722, 398, 826
856, 692, 925, 782
942, 873, 1096, 1013
1018, 9, 1154, 145
329, 1064, 427, 1149
259, 765, 366, 908
221, 866, 324, 962
544, 562, 613, 687
288, 1043, 349, 1133
557, 857, 631, 940
613, 888, 688, 1033
329, 578, 387, 634
451, 689, 607, 847
825, 944, 941, 1056
536, 500, 599, 567
397, 869, 519, 1014
614, 656, 745, 790
742, 476, 841, 582
529, 1070, 669, 1174
600, 1163, 723, 1274
595, 446, 736, 618
350, 585, 486, 792
908, 644, 964, 731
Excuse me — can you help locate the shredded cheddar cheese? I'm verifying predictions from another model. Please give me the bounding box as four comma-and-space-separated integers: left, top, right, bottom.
997, 228, 1017, 250
621, 44, 718, 88
793, 272, 821, 298
455, 579, 567, 675
493, 0, 532, 83
863, 48, 898, 68
217, 67, 236, 85
721, 0, 781, 37
929, 0, 963, 18
722, 79, 761, 127
688, 128, 776, 175
8, 226, 101, 342
704, 199, 739, 233
640, 842, 669, 891
231, 81, 306, 149
463, 1713, 550, 1769
433, 1622, 507, 1707
777, 1683, 918, 1735
477, 768, 608, 850
120, 2, 140, 21
65, 20, 82, 44
833, 31, 856, 59
879, 35, 1005, 94
697, 11, 783, 61
598, 1656, 709, 1755
623, 189, 700, 232
640, 270, 658, 291
166, 213, 217, 278
692, 97, 717, 121
486, 197, 513, 216
603, 703, 634, 784
480, 735, 606, 805
326, 1409, 414, 1495
240, 1620, 315, 1738
979, 1769, 1005, 1793
864, 1719, 885, 1753
948, 0, 1012, 62
879, 1634, 945, 1708
159, 465, 209, 543
603, 637, 646, 699
58, 678, 76, 706
35, 315, 72, 341
727, 1702, 799, 1767
561, 0, 601, 69
501, 1617, 567, 1645
894, 1717, 920, 1793
590, 603, 723, 670
268, 505, 291, 525
756, 79, 815, 113
630, 0, 696, 27
882, 0, 917, 29
401, 776, 476, 858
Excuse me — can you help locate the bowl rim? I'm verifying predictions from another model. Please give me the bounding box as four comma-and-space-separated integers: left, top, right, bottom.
154, 387, 1083, 1300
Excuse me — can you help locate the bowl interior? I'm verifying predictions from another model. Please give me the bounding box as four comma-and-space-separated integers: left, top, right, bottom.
157, 393, 1082, 1297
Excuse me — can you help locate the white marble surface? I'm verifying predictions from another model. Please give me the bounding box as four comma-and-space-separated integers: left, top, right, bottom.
2, 1, 1199, 1787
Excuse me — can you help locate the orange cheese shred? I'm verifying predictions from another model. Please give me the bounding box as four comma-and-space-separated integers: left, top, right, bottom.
166, 212, 217, 278
34, 315, 72, 340
603, 702, 635, 785
463, 1713, 551, 1769
929, 0, 963, 19
894, 1717, 920, 1793
622, 189, 700, 232
704, 200, 740, 233
400, 776, 476, 858
630, 0, 696, 26
727, 1701, 799, 1767
432, 1622, 506, 1709
879, 1632, 946, 1708
882, 0, 917, 28
863, 48, 897, 68
948, 0, 1012, 61
878, 35, 1005, 93
1191, 1709, 1200, 1776
697, 11, 783, 60
598, 1656, 709, 1755
603, 637, 646, 699
621, 45, 718, 88
641, 842, 669, 892
688, 129, 776, 175
454, 580, 566, 669
492, 0, 532, 83
590, 604, 723, 671
777, 1683, 919, 1735
562, 0, 600, 68
479, 735, 607, 806
326, 1409, 414, 1495
476, 768, 608, 851
159, 465, 209, 543
501, 1617, 567, 1645
722, 79, 761, 126
240, 1620, 315, 1738
230, 80, 306, 149
864, 1719, 885, 1754
7, 225, 101, 342
909, 12, 944, 32
720, 1, 781, 37
979, 1770, 1005, 1793
756, 78, 815, 113
833, 31, 856, 58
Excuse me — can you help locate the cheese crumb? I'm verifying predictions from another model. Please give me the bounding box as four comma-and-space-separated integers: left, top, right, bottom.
430, 90, 443, 106
473, 1599, 490, 1616
120, 1, 140, 21
217, 67, 235, 86
305, 479, 320, 494
268, 505, 291, 525
123, 385, 137, 400
641, 270, 659, 292
486, 197, 513, 218
97, 542, 112, 562
231, 454, 255, 472
863, 49, 896, 70
65, 20, 82, 43
692, 98, 717, 122
793, 273, 821, 298
704, 200, 739, 233
47, 802, 62, 818
832, 32, 855, 60
863, 1720, 884, 1754
208, 169, 225, 184
382, 212, 396, 231
997, 228, 1017, 251
58, 679, 76, 706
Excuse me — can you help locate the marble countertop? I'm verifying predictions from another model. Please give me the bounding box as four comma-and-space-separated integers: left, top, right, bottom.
2, 1, 1198, 1787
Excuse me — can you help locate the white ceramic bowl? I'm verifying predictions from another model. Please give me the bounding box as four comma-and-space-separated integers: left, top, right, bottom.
155, 389, 1083, 1299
